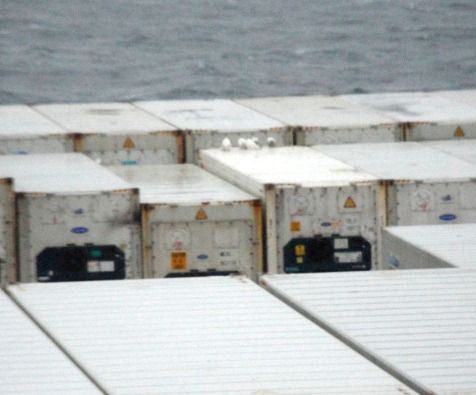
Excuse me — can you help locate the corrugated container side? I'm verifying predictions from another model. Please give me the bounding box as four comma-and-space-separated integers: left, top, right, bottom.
382, 228, 451, 270
0, 178, 15, 285
17, 188, 141, 282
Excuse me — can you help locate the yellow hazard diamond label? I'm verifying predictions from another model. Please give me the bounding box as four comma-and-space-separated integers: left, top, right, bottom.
344, 196, 357, 209
295, 245, 305, 256
195, 208, 208, 220
290, 221, 301, 232
454, 126, 465, 138
123, 136, 136, 149
171, 252, 187, 270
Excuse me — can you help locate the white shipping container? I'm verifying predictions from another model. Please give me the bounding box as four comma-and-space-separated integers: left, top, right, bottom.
35, 102, 182, 165
237, 95, 401, 145
134, 99, 291, 163
110, 164, 263, 279
8, 276, 415, 394
0, 153, 141, 282
0, 105, 73, 154
383, 224, 476, 270
314, 142, 476, 226
0, 290, 102, 393
201, 146, 383, 273
342, 91, 476, 140
423, 139, 476, 165
261, 269, 476, 394
0, 178, 15, 285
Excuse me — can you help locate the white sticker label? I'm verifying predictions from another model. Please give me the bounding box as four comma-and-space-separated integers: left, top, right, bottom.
334, 238, 349, 249
334, 251, 362, 263
87, 261, 115, 273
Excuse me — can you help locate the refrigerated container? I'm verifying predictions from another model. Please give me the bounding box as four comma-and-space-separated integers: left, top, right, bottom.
0, 289, 101, 393
110, 164, 262, 279
0, 153, 140, 282
423, 139, 476, 165
383, 224, 476, 270
261, 269, 476, 395
7, 276, 414, 394
237, 95, 401, 145
0, 177, 15, 285
314, 142, 476, 226
342, 91, 476, 140
0, 104, 73, 155
34, 102, 182, 165
201, 146, 384, 273
134, 99, 290, 163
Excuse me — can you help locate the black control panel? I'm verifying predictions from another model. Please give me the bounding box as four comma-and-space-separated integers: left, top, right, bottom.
37, 244, 125, 282
165, 269, 239, 278
283, 236, 371, 273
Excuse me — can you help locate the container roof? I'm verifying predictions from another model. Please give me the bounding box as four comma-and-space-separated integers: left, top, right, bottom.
342, 91, 476, 123
0, 290, 101, 393
385, 224, 476, 269
262, 269, 476, 394
8, 276, 414, 394
423, 139, 476, 165
314, 141, 476, 181
134, 99, 286, 132
109, 164, 256, 204
34, 102, 176, 135
237, 95, 396, 128
0, 153, 131, 193
201, 146, 377, 187
0, 105, 68, 137
436, 89, 476, 108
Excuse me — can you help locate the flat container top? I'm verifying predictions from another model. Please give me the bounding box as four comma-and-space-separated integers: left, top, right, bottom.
34, 102, 176, 135
134, 99, 286, 132
385, 224, 476, 269
342, 91, 476, 123
201, 147, 377, 187
0, 153, 131, 193
109, 164, 256, 204
8, 276, 414, 394
436, 89, 476, 108
0, 105, 68, 137
314, 141, 476, 181
237, 95, 396, 128
261, 269, 476, 395
423, 139, 476, 165
0, 290, 100, 394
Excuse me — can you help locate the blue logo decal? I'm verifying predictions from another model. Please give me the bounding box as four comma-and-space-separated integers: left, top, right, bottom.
9, 149, 28, 155
439, 214, 456, 222
197, 254, 208, 260
321, 222, 332, 227
121, 160, 138, 166
71, 227, 89, 234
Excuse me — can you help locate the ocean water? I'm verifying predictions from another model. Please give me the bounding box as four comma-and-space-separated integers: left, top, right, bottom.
1, 0, 476, 104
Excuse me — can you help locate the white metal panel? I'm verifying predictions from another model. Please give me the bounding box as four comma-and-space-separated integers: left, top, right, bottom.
109, 164, 256, 204
342, 91, 476, 123
436, 89, 476, 108
383, 224, 476, 270
0, 290, 101, 394
423, 139, 476, 165
314, 142, 476, 181
261, 269, 476, 394
201, 147, 376, 188
237, 95, 401, 144
8, 277, 414, 394
135, 99, 285, 132
0, 153, 131, 193
34, 102, 176, 135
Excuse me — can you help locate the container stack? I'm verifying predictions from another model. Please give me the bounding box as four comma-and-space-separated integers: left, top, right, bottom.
383, 223, 476, 270
134, 99, 291, 163
261, 269, 476, 394
110, 164, 263, 279
201, 146, 382, 273
35, 102, 181, 165
0, 104, 72, 155
236, 95, 401, 145
7, 276, 415, 394
0, 153, 141, 282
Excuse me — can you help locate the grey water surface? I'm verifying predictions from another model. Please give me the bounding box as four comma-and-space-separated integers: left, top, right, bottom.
1, 0, 476, 104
